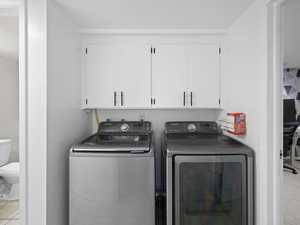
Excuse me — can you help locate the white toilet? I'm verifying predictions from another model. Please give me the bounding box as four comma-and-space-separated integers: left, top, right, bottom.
0, 139, 19, 200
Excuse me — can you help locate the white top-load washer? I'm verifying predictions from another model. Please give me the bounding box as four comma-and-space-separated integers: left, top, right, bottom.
69, 120, 155, 225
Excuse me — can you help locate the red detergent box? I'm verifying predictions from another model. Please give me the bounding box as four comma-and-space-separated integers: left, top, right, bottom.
226, 113, 246, 135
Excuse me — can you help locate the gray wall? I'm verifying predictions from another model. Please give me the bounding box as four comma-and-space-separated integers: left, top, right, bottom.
0, 56, 19, 162
283, 0, 300, 68
0, 15, 18, 60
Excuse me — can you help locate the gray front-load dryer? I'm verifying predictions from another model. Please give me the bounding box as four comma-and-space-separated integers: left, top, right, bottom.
69, 120, 155, 225
162, 121, 254, 225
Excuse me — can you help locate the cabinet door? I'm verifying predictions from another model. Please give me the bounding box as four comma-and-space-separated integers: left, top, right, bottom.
84, 44, 151, 108
188, 44, 220, 108
119, 44, 151, 108
85, 44, 121, 108
152, 44, 188, 108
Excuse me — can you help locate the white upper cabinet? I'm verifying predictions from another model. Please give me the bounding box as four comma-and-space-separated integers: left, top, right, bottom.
152, 44, 188, 108
151, 43, 220, 108
83, 44, 151, 108
187, 44, 220, 108
84, 44, 119, 108
118, 44, 151, 108
82, 41, 221, 109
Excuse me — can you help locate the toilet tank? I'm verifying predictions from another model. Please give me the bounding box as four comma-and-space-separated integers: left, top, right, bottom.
0, 139, 12, 166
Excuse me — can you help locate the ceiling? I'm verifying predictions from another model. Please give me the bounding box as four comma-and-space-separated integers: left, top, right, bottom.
55, 0, 254, 29
0, 9, 18, 60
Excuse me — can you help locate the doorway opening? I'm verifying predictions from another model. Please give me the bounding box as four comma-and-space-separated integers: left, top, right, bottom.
0, 1, 26, 225
280, 0, 300, 224
0, 7, 19, 224
268, 0, 300, 225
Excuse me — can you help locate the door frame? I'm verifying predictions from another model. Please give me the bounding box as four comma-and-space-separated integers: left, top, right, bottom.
267, 0, 287, 225
0, 0, 27, 224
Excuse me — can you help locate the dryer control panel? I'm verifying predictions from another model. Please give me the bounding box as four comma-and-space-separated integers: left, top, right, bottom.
165, 121, 219, 134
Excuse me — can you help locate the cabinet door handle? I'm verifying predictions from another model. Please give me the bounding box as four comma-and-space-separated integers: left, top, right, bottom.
190, 92, 193, 107
183, 92, 186, 106
121, 91, 124, 106
114, 92, 117, 106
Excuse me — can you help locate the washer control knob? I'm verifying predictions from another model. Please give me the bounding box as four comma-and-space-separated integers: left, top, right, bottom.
187, 123, 197, 132
121, 123, 130, 132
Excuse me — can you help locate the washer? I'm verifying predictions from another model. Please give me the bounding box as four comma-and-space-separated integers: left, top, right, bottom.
162, 121, 254, 225
70, 120, 155, 225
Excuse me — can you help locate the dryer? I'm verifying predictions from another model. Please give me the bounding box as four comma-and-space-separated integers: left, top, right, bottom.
162, 121, 254, 225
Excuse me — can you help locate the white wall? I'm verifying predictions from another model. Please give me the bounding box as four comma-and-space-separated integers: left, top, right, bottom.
282, 0, 300, 68
0, 57, 18, 162
221, 0, 269, 224
47, 2, 91, 225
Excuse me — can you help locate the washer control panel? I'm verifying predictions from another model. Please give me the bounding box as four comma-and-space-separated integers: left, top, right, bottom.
187, 123, 197, 132
98, 120, 151, 133
120, 123, 130, 132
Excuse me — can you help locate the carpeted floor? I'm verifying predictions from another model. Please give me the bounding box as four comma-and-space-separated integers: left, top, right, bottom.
284, 161, 300, 225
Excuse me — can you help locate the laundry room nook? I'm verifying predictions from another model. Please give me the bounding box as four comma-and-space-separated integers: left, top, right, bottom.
24, 0, 273, 225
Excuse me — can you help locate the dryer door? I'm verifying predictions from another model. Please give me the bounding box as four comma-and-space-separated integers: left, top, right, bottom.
174, 155, 247, 225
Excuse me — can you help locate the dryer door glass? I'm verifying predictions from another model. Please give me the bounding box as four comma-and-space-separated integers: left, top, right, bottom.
174, 155, 247, 225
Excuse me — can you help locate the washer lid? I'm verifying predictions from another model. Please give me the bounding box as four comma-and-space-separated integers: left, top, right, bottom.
72, 144, 150, 153
73, 120, 152, 153
72, 133, 151, 153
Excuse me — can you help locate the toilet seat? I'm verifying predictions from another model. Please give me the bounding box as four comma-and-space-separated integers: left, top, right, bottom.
0, 162, 19, 179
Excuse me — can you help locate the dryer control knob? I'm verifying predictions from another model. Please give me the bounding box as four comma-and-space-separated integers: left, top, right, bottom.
187, 123, 197, 132
121, 123, 130, 132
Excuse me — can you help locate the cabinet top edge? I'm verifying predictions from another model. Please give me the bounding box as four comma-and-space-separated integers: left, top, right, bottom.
81, 106, 223, 110
78, 28, 228, 35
